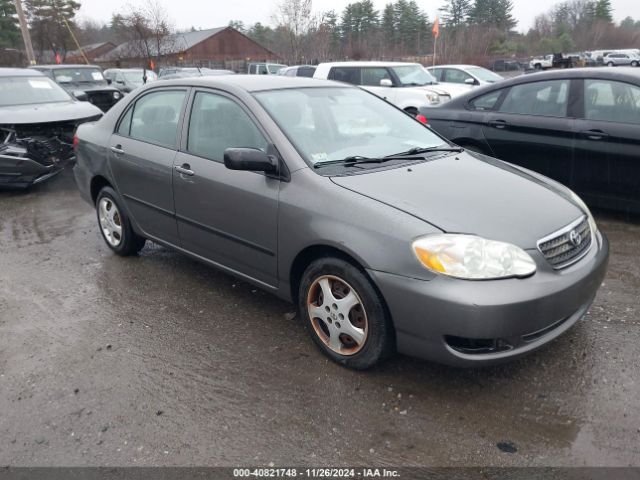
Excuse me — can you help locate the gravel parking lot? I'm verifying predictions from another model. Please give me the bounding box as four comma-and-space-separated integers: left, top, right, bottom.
0, 170, 638, 467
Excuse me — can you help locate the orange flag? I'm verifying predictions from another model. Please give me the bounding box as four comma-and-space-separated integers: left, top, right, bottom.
432, 16, 440, 39
55, 52, 62, 64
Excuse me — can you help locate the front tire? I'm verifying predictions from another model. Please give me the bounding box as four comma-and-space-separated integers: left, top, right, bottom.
607, 62, 614, 67
298, 257, 395, 369
632, 61, 638, 67
96, 186, 146, 256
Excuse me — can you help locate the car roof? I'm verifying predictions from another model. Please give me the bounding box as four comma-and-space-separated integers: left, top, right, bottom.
147, 74, 348, 92
428, 64, 483, 69
31, 64, 101, 69
0, 67, 45, 77
318, 61, 419, 68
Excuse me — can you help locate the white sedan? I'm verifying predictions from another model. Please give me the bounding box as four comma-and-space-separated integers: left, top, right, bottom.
428, 64, 504, 87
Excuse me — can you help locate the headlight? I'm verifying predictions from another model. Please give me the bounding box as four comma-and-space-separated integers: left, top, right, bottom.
113, 91, 121, 100
568, 189, 598, 236
412, 234, 536, 280
425, 92, 440, 104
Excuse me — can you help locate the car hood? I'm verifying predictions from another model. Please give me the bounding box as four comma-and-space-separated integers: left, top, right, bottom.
0, 101, 103, 124
330, 152, 583, 248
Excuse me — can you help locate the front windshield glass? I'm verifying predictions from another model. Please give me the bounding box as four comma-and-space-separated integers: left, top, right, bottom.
255, 87, 446, 166
0, 76, 71, 106
53, 67, 105, 83
391, 65, 437, 86
267, 64, 287, 74
466, 67, 503, 83
122, 70, 151, 86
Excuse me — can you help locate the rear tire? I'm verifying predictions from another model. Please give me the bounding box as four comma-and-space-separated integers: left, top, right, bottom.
607, 62, 614, 67
632, 61, 639, 67
96, 186, 146, 256
298, 257, 395, 370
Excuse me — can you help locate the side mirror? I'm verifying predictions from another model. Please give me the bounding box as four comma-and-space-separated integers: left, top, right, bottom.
380, 78, 393, 87
116, 79, 125, 85
106, 78, 112, 84
464, 78, 477, 85
72, 90, 88, 101
224, 148, 277, 173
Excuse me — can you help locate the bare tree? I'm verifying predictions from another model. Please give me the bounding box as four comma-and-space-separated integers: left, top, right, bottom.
273, 0, 312, 63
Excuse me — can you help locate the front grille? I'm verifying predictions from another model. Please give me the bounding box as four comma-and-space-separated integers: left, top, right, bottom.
538, 216, 592, 269
87, 91, 116, 112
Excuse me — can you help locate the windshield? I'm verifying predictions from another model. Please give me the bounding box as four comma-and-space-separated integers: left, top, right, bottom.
122, 70, 156, 86
467, 67, 503, 83
255, 87, 446, 166
267, 64, 287, 74
0, 76, 71, 106
391, 65, 437, 86
53, 68, 105, 83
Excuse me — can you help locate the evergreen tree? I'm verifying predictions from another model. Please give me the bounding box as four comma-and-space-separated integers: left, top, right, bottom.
439, 0, 471, 28
594, 0, 613, 22
0, 0, 20, 48
24, 0, 81, 57
468, 0, 516, 31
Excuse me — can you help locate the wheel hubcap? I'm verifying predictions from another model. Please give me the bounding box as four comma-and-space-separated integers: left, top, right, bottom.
98, 197, 123, 247
307, 275, 368, 355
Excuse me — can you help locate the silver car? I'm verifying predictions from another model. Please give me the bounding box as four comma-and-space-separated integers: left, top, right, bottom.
74, 76, 609, 369
604, 53, 640, 67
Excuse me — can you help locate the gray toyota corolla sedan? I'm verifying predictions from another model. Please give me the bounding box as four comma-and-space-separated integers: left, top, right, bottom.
73, 76, 609, 369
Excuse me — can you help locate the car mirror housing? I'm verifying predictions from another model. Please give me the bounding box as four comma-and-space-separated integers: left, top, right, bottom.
380, 78, 393, 87
465, 78, 476, 85
224, 148, 277, 173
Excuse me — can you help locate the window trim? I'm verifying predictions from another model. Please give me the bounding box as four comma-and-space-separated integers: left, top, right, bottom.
181, 87, 274, 164
113, 87, 190, 150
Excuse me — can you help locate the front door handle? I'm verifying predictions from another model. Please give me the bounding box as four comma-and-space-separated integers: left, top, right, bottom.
175, 164, 194, 176
580, 129, 609, 141
110, 145, 124, 155
488, 119, 508, 129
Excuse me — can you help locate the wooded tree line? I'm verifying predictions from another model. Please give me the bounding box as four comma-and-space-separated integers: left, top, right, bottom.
1, 0, 640, 67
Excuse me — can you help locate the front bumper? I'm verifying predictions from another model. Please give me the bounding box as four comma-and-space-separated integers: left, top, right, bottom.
368, 231, 609, 367
0, 155, 73, 188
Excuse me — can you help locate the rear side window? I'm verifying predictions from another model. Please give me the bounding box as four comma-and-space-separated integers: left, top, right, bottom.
499, 80, 569, 117
469, 90, 502, 111
124, 90, 186, 148
298, 67, 316, 78
430, 68, 443, 81
585, 79, 640, 125
187, 91, 267, 162
328, 67, 361, 85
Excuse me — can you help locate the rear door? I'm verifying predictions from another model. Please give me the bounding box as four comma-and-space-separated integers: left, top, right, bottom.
482, 78, 576, 186
108, 88, 187, 245
172, 89, 280, 287
573, 78, 640, 211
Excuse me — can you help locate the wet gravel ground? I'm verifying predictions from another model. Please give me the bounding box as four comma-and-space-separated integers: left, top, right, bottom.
0, 170, 639, 467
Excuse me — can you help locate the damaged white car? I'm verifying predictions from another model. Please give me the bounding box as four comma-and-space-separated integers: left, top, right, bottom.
0, 68, 102, 188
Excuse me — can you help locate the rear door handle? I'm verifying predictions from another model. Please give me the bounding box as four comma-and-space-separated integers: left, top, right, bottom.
488, 119, 508, 129
110, 145, 124, 155
580, 129, 609, 141
175, 164, 194, 176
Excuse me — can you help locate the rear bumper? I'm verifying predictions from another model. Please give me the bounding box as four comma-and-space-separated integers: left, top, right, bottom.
368, 231, 609, 367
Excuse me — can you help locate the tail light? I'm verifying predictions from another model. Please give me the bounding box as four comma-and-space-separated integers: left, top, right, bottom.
416, 114, 428, 124
73, 134, 79, 150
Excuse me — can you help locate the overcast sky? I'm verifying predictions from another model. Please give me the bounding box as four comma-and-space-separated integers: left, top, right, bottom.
77, 0, 637, 33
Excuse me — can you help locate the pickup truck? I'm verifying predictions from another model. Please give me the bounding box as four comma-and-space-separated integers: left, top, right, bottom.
529, 54, 573, 70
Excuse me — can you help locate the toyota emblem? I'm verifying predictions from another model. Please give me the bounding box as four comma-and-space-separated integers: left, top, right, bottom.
569, 229, 582, 247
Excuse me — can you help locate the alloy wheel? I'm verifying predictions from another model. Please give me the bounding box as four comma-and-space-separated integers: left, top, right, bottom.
306, 275, 368, 355
98, 197, 123, 247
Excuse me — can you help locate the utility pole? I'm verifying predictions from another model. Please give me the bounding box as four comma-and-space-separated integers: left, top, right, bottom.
14, 0, 36, 65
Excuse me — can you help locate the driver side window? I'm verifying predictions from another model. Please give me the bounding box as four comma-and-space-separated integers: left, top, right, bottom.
187, 92, 268, 162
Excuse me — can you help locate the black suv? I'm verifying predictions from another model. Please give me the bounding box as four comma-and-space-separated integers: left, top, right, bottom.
30, 65, 122, 112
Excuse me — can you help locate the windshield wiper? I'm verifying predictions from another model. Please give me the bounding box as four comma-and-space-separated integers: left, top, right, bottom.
384, 146, 464, 157
314, 155, 424, 168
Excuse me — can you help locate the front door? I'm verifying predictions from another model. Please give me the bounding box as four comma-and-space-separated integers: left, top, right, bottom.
172, 90, 280, 287
108, 88, 187, 245
482, 78, 575, 186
